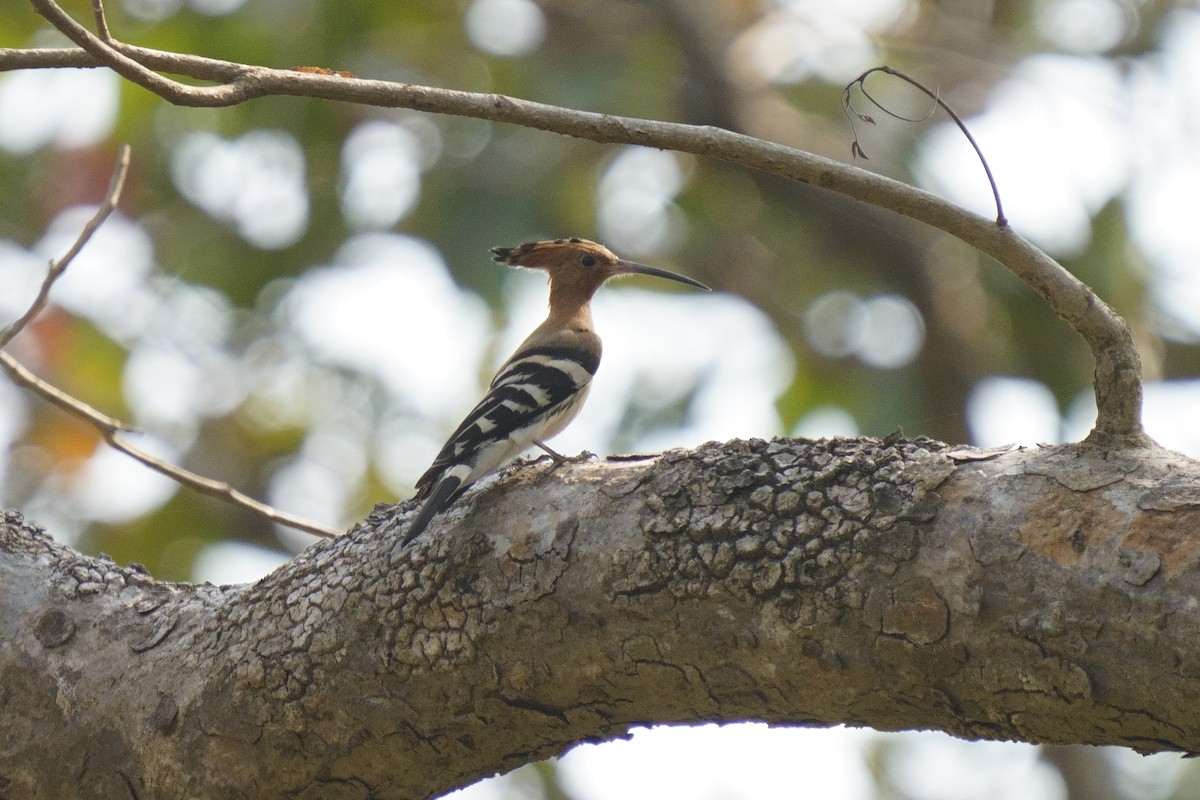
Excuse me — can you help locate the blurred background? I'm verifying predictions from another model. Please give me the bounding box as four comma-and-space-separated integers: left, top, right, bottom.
4, 0, 1200, 797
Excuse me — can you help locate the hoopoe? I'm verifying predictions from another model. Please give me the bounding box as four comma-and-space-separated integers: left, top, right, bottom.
402, 237, 710, 545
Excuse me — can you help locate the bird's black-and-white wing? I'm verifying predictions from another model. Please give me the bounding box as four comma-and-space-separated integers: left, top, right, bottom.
402, 342, 600, 543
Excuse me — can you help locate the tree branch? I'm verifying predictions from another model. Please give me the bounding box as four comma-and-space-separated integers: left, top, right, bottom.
844, 66, 1007, 226
0, 352, 343, 539
6, 0, 1145, 443
0, 146, 342, 540
90, 0, 111, 41
0, 349, 342, 538
3, 436, 1197, 798
0, 145, 130, 348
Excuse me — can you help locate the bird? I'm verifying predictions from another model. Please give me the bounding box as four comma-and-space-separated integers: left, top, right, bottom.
401, 237, 710, 545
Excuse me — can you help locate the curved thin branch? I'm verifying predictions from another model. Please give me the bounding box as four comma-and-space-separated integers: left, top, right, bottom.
843, 66, 1007, 226
0, 352, 343, 539
0, 145, 130, 348
7, 0, 1146, 443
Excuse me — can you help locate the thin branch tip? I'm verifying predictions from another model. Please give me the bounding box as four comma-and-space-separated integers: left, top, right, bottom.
844, 66, 1006, 225
0, 144, 130, 348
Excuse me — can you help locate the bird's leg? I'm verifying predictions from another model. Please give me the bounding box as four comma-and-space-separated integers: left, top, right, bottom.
535, 441, 568, 462
535, 441, 595, 470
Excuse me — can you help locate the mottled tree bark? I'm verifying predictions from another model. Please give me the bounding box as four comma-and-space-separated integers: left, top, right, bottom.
3, 435, 1198, 800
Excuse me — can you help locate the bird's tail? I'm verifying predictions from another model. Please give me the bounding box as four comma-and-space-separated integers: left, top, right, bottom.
402, 474, 464, 545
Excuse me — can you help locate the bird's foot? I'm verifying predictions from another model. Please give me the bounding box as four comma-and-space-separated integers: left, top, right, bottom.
534, 442, 597, 471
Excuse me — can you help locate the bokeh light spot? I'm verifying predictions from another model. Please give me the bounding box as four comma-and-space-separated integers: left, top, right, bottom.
598, 147, 688, 258
171, 130, 310, 249
0, 68, 118, 154
340, 121, 424, 230
465, 0, 546, 57
967, 376, 1061, 447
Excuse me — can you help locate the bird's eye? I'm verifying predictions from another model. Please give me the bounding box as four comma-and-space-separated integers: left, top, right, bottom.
581, 255, 596, 268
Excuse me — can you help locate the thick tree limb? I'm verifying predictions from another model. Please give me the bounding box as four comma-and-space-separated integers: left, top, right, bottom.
3, 0, 1145, 442
2, 436, 1198, 799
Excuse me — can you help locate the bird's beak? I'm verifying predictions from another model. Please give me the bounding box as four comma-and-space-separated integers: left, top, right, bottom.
613, 259, 711, 291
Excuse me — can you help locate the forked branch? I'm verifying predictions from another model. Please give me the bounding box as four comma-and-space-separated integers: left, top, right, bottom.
0, 148, 342, 539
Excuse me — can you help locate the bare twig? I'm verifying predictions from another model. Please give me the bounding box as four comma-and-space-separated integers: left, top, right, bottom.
28, 0, 260, 104
0, 145, 130, 349
843, 66, 1007, 226
91, 0, 111, 41
0, 353, 342, 539
4, 0, 1146, 443
0, 145, 342, 539
0, 45, 242, 77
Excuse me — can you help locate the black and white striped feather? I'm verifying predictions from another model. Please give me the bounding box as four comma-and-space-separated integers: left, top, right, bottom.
402, 341, 600, 544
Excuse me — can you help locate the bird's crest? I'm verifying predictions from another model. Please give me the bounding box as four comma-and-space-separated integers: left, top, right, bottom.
491, 238, 617, 272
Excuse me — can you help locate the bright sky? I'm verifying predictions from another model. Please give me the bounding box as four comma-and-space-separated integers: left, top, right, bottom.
3, 0, 1200, 797
453, 725, 880, 800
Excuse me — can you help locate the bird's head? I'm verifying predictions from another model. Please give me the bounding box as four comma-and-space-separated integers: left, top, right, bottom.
491, 238, 709, 301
